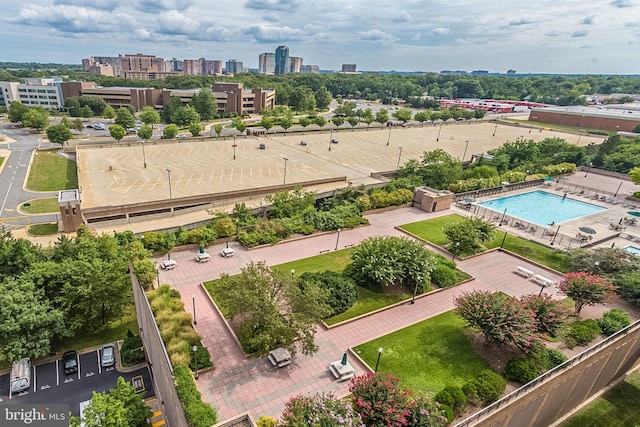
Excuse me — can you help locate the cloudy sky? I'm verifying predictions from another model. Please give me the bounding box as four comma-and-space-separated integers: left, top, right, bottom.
2, 0, 639, 74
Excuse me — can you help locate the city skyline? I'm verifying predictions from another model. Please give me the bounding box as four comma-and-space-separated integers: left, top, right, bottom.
1, 0, 640, 74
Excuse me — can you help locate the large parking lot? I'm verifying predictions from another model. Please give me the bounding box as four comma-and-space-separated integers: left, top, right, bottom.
0, 347, 153, 416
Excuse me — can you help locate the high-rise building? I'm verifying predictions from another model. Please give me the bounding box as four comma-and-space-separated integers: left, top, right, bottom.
341, 64, 357, 73
290, 57, 303, 73
212, 60, 223, 75
258, 53, 275, 74
300, 65, 320, 74
225, 59, 244, 74
275, 45, 290, 75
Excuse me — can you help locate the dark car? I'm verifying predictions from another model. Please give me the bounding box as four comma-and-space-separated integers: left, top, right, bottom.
63, 350, 78, 374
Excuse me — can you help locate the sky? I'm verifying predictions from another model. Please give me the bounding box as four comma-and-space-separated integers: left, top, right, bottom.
1, 0, 639, 74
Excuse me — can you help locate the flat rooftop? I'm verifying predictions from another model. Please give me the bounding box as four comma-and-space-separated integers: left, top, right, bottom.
76, 122, 605, 210
533, 105, 640, 120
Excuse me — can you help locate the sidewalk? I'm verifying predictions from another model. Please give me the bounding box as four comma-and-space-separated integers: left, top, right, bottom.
160, 207, 565, 420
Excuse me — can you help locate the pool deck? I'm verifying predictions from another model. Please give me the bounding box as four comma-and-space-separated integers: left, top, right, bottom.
464, 171, 640, 251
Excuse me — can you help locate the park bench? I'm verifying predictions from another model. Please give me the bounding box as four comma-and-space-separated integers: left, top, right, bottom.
514, 266, 535, 278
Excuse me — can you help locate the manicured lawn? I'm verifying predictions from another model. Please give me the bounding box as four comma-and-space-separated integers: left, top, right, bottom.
20, 197, 59, 214
26, 150, 78, 191
560, 371, 640, 427
28, 223, 58, 235
273, 248, 354, 275
326, 287, 411, 325
399, 214, 466, 245
400, 214, 569, 272
354, 310, 493, 396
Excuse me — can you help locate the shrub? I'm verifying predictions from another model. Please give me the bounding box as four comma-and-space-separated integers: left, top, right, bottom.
566, 319, 602, 348
256, 416, 278, 427
504, 357, 539, 384
121, 334, 145, 366
468, 370, 506, 405
350, 373, 412, 426
519, 293, 570, 337
280, 393, 363, 426
298, 271, 357, 317
597, 309, 631, 336
535, 347, 568, 371
431, 264, 458, 288
174, 365, 218, 427
435, 385, 466, 415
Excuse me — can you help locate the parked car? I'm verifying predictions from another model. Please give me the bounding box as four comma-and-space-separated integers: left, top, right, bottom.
94, 124, 106, 130
160, 259, 178, 270
10, 358, 31, 393
176, 134, 187, 138
126, 128, 137, 134
220, 248, 236, 258
195, 253, 211, 263
86, 124, 94, 129
101, 344, 115, 368
63, 350, 78, 374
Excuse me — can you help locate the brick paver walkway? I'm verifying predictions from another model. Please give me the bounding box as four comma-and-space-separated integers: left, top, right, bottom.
158, 207, 566, 420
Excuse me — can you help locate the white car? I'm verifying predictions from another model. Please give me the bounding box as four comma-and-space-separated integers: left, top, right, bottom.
160, 259, 178, 270
220, 248, 236, 258
195, 253, 211, 263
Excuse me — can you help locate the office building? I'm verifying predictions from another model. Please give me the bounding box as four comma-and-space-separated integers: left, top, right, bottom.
290, 57, 303, 73
258, 53, 275, 74
341, 64, 357, 73
275, 45, 290, 74
0, 77, 64, 109
225, 59, 244, 74
300, 65, 320, 74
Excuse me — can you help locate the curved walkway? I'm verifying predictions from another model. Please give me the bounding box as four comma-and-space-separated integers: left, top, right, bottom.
159, 207, 565, 421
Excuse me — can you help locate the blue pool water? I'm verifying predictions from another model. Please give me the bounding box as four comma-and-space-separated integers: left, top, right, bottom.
478, 190, 607, 226
624, 246, 640, 257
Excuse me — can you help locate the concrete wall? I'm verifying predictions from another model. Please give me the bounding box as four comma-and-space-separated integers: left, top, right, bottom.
455, 320, 640, 427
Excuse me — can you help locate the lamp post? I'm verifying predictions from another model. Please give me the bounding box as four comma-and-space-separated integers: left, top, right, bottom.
192, 345, 199, 380
386, 126, 392, 146
451, 242, 459, 260
140, 141, 147, 168
232, 135, 237, 160
396, 147, 403, 170
614, 181, 623, 197
500, 231, 508, 248
576, 128, 585, 145
335, 228, 341, 250
375, 347, 383, 372
493, 120, 498, 137
411, 275, 422, 305
462, 140, 469, 161
436, 121, 443, 142
166, 168, 173, 216
192, 295, 197, 325
328, 129, 333, 151
156, 268, 160, 287
283, 157, 288, 185
291, 269, 295, 279
550, 225, 561, 245
584, 162, 593, 177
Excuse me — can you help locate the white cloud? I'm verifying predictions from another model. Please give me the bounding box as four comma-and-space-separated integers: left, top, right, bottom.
357, 29, 395, 42
431, 27, 451, 35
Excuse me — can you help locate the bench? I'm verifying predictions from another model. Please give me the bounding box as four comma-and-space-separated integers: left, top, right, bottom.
329, 361, 355, 381
268, 348, 292, 368
268, 353, 291, 368
531, 274, 554, 287
514, 266, 535, 278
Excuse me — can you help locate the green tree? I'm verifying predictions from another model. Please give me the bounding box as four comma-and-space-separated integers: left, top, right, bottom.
137, 125, 152, 141
280, 116, 293, 132
443, 217, 495, 256
630, 167, 640, 185
72, 117, 84, 134
234, 118, 248, 133
60, 115, 72, 129
314, 86, 332, 110
163, 123, 178, 139
188, 121, 203, 137
172, 105, 200, 127
114, 107, 135, 129
260, 117, 274, 132
8, 101, 29, 123
265, 186, 316, 218
46, 123, 73, 146
72, 377, 151, 427
162, 96, 183, 124
213, 124, 223, 137
392, 108, 413, 123
298, 117, 311, 131
558, 272, 617, 314
313, 116, 327, 127
0, 277, 66, 362
416, 149, 463, 190
414, 110, 431, 123
189, 89, 217, 121
65, 97, 82, 117
139, 106, 160, 128
347, 116, 359, 128
22, 106, 49, 131
455, 290, 538, 352
331, 116, 345, 127
375, 108, 389, 126
81, 105, 93, 119
109, 124, 126, 143
216, 261, 330, 356
102, 105, 116, 122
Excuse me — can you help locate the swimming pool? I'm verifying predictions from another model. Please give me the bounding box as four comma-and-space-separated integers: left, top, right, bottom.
478, 190, 607, 226
623, 246, 640, 257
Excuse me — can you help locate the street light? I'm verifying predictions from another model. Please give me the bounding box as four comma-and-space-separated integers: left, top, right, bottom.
576, 128, 585, 145
291, 269, 295, 279
140, 141, 147, 168
156, 268, 160, 287
375, 347, 383, 372
192, 345, 199, 380
436, 121, 444, 141
283, 157, 289, 185
411, 275, 422, 305
328, 129, 333, 151
192, 295, 197, 325
386, 126, 392, 146
166, 168, 173, 216
335, 228, 341, 250
550, 225, 561, 245
396, 147, 403, 170
584, 162, 593, 177
462, 140, 469, 161
232, 135, 237, 160
451, 242, 459, 260
493, 120, 499, 137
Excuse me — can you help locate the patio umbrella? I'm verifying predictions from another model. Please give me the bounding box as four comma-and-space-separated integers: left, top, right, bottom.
341, 352, 348, 366
543, 177, 556, 181
579, 226, 597, 235
628, 211, 640, 217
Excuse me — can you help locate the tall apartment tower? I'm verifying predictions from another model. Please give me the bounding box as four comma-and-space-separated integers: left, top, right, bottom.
225, 59, 244, 74
275, 45, 290, 74
212, 60, 223, 75
341, 64, 357, 72
290, 57, 303, 73
258, 53, 275, 74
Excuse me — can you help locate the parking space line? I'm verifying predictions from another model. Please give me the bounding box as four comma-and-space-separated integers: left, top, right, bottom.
77, 353, 81, 380
33, 365, 36, 393
56, 360, 59, 386
97, 349, 102, 375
